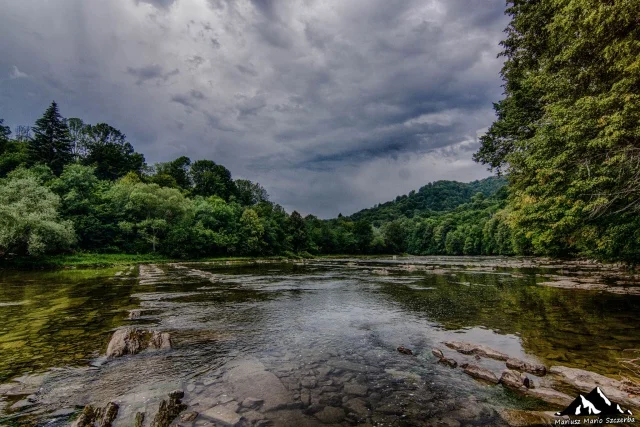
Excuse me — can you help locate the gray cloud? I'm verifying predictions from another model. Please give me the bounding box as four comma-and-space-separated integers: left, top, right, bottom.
0, 0, 508, 217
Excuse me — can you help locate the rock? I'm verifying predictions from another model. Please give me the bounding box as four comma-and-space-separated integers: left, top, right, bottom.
432, 348, 457, 368
202, 402, 242, 427
344, 397, 370, 420
498, 409, 556, 426
223, 357, 294, 412
314, 406, 345, 424
101, 402, 119, 427
461, 364, 499, 384
549, 365, 640, 409
151, 390, 188, 427
71, 402, 119, 427
397, 346, 413, 355
444, 341, 508, 361
432, 349, 444, 359
149, 331, 172, 350
134, 412, 145, 427
384, 369, 421, 381
500, 370, 531, 392
300, 390, 311, 407
106, 327, 172, 358
525, 388, 573, 407
505, 358, 547, 376
128, 310, 142, 319
241, 397, 264, 409
343, 383, 368, 397
301, 377, 318, 388
180, 411, 198, 422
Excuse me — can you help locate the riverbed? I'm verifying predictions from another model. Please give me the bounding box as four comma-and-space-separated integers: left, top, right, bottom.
1, 257, 639, 426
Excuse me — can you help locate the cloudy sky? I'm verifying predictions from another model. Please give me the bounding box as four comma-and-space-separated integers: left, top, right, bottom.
0, 0, 508, 217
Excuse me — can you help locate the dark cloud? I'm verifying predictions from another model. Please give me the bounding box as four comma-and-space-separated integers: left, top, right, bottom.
0, 0, 508, 217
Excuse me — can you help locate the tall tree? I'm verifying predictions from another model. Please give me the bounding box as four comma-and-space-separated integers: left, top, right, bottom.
153, 156, 192, 190
235, 179, 269, 206
28, 101, 73, 175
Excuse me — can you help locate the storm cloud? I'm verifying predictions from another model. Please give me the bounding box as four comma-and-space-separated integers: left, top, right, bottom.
0, 0, 508, 217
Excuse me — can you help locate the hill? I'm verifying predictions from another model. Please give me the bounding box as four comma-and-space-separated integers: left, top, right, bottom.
348, 176, 506, 226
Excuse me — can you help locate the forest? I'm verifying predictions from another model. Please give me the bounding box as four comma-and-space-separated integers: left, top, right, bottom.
0, 0, 638, 263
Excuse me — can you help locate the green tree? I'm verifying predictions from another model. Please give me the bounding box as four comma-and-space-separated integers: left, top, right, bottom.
475, 0, 640, 261
82, 123, 145, 180
191, 160, 236, 200
28, 101, 73, 175
235, 179, 269, 206
0, 168, 75, 257
153, 156, 192, 190
353, 220, 373, 254
289, 211, 308, 253
239, 208, 264, 255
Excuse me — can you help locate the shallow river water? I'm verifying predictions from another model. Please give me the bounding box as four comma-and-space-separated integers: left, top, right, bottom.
1, 257, 640, 426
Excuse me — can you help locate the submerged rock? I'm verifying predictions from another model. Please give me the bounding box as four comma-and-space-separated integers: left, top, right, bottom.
201, 402, 242, 427
461, 364, 499, 384
314, 405, 345, 424
397, 346, 414, 355
505, 357, 546, 376
432, 348, 458, 368
498, 409, 556, 426
106, 327, 172, 358
444, 341, 508, 361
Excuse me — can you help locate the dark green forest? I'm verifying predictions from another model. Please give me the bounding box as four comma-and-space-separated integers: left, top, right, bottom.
1, 0, 638, 263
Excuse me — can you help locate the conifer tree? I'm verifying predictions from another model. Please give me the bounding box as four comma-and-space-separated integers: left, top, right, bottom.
29, 101, 73, 175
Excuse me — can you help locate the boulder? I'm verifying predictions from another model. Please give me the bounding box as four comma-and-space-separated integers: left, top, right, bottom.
180, 411, 198, 422
106, 327, 172, 358
505, 358, 547, 376
397, 346, 414, 355
461, 364, 499, 384
344, 397, 370, 420
500, 369, 532, 392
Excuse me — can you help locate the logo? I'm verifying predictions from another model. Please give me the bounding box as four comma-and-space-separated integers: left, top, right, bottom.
553, 387, 635, 425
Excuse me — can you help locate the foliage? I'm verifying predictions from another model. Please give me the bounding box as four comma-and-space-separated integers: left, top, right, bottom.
474, 0, 640, 262
0, 168, 75, 257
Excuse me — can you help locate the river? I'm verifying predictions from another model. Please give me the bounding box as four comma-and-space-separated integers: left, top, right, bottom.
1, 257, 639, 426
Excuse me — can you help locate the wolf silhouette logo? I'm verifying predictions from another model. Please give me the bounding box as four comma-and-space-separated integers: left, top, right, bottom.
555, 387, 633, 416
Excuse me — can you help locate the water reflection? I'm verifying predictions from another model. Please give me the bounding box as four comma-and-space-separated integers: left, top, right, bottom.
0, 258, 639, 425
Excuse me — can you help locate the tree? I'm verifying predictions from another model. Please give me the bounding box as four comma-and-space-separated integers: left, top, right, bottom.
154, 156, 192, 190
475, 0, 640, 260
28, 101, 73, 175
0, 168, 75, 257
235, 179, 269, 206
82, 123, 145, 180
289, 211, 308, 253
0, 119, 10, 142
353, 220, 373, 254
239, 208, 264, 255
67, 118, 88, 160
191, 160, 236, 200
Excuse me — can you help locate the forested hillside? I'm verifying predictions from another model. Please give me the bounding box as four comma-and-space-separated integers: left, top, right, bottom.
349, 177, 506, 226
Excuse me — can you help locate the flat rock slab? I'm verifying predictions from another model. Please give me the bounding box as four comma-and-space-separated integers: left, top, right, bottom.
222, 356, 294, 412
462, 365, 499, 384
525, 388, 573, 407
343, 383, 368, 397
314, 406, 345, 424
506, 358, 546, 376
549, 366, 640, 410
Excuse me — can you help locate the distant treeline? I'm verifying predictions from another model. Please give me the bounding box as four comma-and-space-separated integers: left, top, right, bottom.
0, 102, 512, 260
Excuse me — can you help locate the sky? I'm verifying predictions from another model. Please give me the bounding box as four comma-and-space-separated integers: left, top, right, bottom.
0, 0, 509, 218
